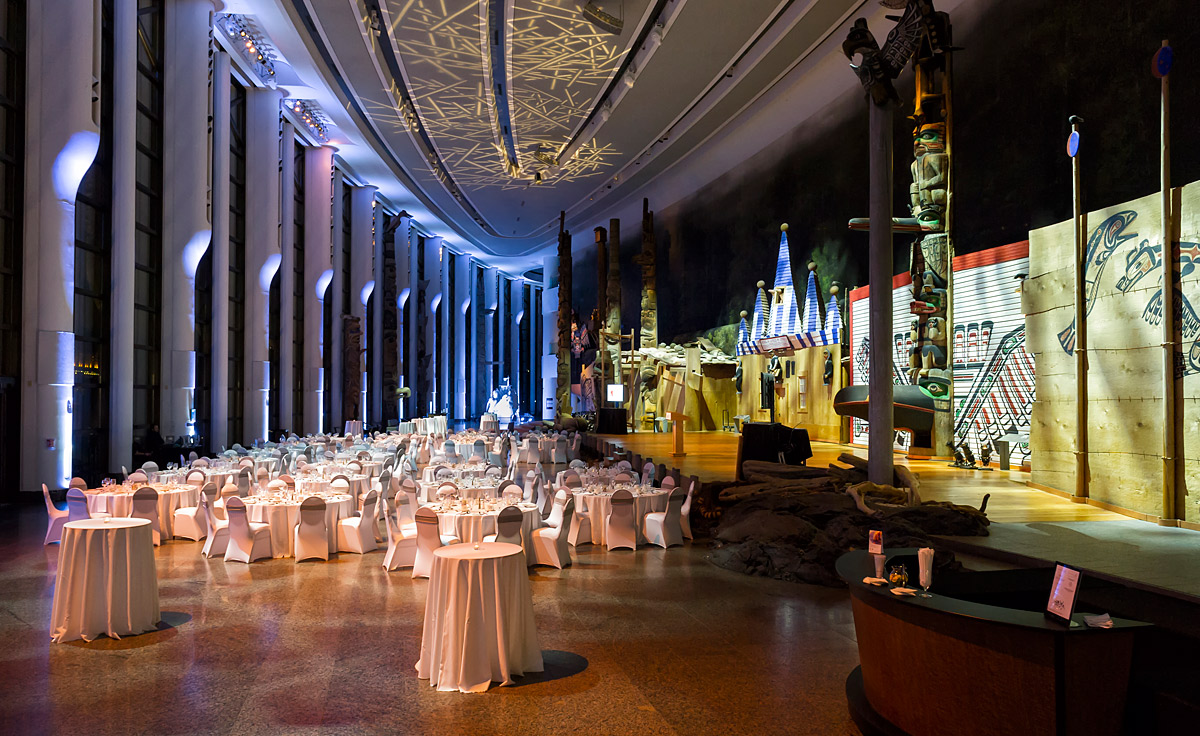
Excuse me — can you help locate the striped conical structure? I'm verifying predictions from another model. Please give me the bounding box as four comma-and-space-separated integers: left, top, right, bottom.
770, 229, 800, 337
750, 282, 770, 344
736, 313, 756, 356
825, 293, 841, 344
801, 267, 822, 333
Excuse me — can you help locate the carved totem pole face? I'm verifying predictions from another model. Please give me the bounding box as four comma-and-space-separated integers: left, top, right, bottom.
913, 123, 945, 156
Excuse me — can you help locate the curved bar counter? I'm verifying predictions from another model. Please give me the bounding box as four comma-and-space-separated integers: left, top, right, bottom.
837, 549, 1150, 736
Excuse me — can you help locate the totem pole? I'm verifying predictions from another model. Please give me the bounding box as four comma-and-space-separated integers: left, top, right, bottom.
556, 212, 573, 422
594, 225, 609, 398
343, 315, 363, 421
605, 217, 622, 384
843, 0, 952, 480
634, 198, 658, 348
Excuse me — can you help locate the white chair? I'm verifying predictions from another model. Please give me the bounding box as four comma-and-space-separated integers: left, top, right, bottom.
568, 434, 582, 461
660, 475, 677, 491
485, 465, 503, 481
412, 507, 458, 579
185, 469, 207, 486
43, 484, 69, 545
235, 468, 252, 496
544, 490, 568, 529
605, 489, 638, 551
642, 462, 655, 485
65, 488, 96, 522
330, 474, 353, 505
615, 460, 632, 472
680, 481, 695, 540
471, 439, 487, 463
498, 480, 523, 503
255, 467, 270, 491
551, 436, 568, 464
613, 472, 633, 484
567, 494, 592, 547
382, 500, 418, 571
278, 474, 295, 491
266, 479, 286, 493
200, 493, 231, 558
192, 456, 209, 468
68, 476, 88, 491
142, 461, 159, 473
238, 457, 254, 470
530, 497, 574, 569
435, 483, 459, 501
223, 497, 272, 563
568, 459, 587, 470
294, 497, 330, 562
127, 470, 149, 484
172, 489, 207, 542
561, 471, 582, 489
442, 440, 458, 463
338, 490, 379, 554
394, 486, 418, 536
347, 459, 363, 475
220, 481, 240, 503
483, 505, 524, 545
644, 487, 686, 549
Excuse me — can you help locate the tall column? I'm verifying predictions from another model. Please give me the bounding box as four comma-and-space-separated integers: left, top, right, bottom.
162, 0, 214, 442
528, 285, 539, 416
349, 185, 376, 424
278, 122, 296, 433
329, 169, 345, 432
439, 246, 451, 415
422, 236, 443, 415
469, 260, 481, 416
21, 0, 99, 491
406, 223, 419, 418
866, 99, 895, 485
109, 0, 137, 471
453, 253, 470, 421
605, 218, 622, 390
496, 273, 506, 392
244, 88, 282, 443
370, 196, 385, 424
509, 278, 522, 397
541, 256, 559, 421
483, 266, 498, 397
210, 51, 232, 451
303, 145, 335, 434
393, 215, 412, 419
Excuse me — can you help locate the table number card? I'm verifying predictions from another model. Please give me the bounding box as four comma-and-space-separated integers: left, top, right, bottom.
868, 530, 883, 555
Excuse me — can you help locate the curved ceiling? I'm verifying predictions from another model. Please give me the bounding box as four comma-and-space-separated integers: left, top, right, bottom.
272, 0, 870, 264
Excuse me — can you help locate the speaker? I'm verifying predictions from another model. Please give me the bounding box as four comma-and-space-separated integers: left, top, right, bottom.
740, 422, 813, 466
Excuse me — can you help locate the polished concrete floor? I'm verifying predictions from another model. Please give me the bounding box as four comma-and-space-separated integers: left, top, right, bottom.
0, 504, 864, 736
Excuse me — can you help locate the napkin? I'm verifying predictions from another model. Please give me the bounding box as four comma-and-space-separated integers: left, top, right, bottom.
890, 587, 919, 596
1083, 613, 1113, 629
862, 577, 888, 586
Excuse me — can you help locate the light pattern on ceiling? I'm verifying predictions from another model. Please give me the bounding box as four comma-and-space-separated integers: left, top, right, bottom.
384, 0, 633, 191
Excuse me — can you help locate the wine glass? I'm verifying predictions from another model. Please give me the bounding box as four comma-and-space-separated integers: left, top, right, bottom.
918, 568, 933, 598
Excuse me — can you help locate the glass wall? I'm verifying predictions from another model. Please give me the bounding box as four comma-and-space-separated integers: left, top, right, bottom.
0, 0, 25, 496
133, 0, 164, 444
73, 0, 114, 482
227, 78, 246, 444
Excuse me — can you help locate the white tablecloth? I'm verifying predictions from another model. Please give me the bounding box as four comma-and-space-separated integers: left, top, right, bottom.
422, 482, 498, 501
572, 490, 669, 545
433, 504, 542, 545
245, 495, 354, 557
50, 519, 161, 643
85, 485, 200, 538
416, 543, 543, 692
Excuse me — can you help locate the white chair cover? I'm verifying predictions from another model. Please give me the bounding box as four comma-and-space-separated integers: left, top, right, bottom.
294, 497, 330, 562
605, 490, 638, 551
337, 490, 379, 554
65, 488, 98, 522
530, 497, 574, 569
644, 487, 685, 549
200, 493, 230, 558
413, 507, 457, 579
223, 497, 273, 563
43, 484, 69, 545
382, 498, 418, 571
483, 505, 524, 546
680, 481, 695, 539
69, 476, 89, 490
185, 469, 207, 486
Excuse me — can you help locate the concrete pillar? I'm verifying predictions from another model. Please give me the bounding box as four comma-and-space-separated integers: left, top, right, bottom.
161, 0, 214, 443
393, 215, 412, 420
109, 0, 137, 471
303, 145, 334, 435
439, 246, 451, 416
349, 185, 376, 424
370, 197, 385, 425
20, 0, 99, 491
468, 260, 480, 417
496, 273, 506, 393
453, 253, 470, 421
541, 256, 559, 421
509, 277, 522, 399
210, 51, 231, 451
278, 122, 295, 433
329, 169, 344, 432
483, 266, 498, 396
406, 223, 419, 419
423, 236, 443, 416
528, 285, 539, 416
244, 88, 282, 444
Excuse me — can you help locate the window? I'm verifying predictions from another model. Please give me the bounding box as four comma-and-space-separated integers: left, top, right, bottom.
227, 78, 246, 444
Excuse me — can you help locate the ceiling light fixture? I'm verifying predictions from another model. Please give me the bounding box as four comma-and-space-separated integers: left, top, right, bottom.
581, 2, 623, 36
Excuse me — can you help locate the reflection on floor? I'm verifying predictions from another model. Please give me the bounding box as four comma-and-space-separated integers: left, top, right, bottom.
597, 431, 1129, 523
0, 505, 863, 736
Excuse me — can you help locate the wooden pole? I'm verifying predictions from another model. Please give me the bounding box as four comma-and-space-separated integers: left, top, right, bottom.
867, 98, 895, 486
1069, 116, 1089, 501
1157, 40, 1179, 525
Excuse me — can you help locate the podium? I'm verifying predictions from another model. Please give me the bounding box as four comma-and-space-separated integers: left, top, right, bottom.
667, 412, 687, 457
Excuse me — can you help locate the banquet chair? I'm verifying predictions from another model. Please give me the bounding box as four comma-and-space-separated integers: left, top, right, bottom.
223, 497, 272, 563
498, 481, 523, 503
561, 471, 583, 489
412, 507, 459, 579
485, 465, 503, 481
613, 471, 633, 484
442, 440, 458, 463
680, 481, 695, 540
294, 497, 330, 562
67, 477, 88, 492
189, 451, 200, 462
568, 434, 582, 462
278, 474, 295, 491
191, 456, 210, 468
338, 490, 379, 554
551, 436, 568, 465
381, 499, 417, 571
185, 469, 207, 486
642, 462, 655, 485
236, 468, 252, 496
357, 450, 371, 461
127, 470, 149, 484
323, 450, 335, 461
434, 466, 455, 482
530, 497, 574, 569
131, 487, 163, 546
348, 459, 363, 474
255, 467, 270, 491
544, 490, 568, 529
660, 475, 677, 491
142, 461, 159, 473
471, 439, 487, 463
605, 490, 638, 551
483, 505, 524, 546
238, 457, 254, 469
172, 488, 208, 542
66, 488, 99, 522
393, 486, 418, 536
121, 465, 129, 480
568, 459, 587, 470
266, 479, 286, 493
43, 484, 70, 545
615, 460, 632, 472
220, 482, 241, 514
435, 483, 459, 501
644, 487, 685, 549
294, 457, 308, 470
200, 493, 230, 558
567, 496, 593, 547
329, 475, 353, 505
199, 482, 221, 521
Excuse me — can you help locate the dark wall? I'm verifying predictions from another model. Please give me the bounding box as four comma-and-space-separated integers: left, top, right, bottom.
574, 0, 1200, 344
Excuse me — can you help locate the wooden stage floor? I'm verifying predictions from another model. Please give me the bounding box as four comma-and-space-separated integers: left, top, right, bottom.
594, 430, 1128, 524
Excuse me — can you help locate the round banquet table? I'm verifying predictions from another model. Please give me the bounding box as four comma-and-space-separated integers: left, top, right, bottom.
423, 482, 499, 501
480, 417, 499, 433
244, 494, 354, 557
85, 485, 200, 539
416, 542, 543, 692
572, 489, 669, 545
433, 503, 542, 545
422, 465, 489, 483
50, 518, 161, 643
